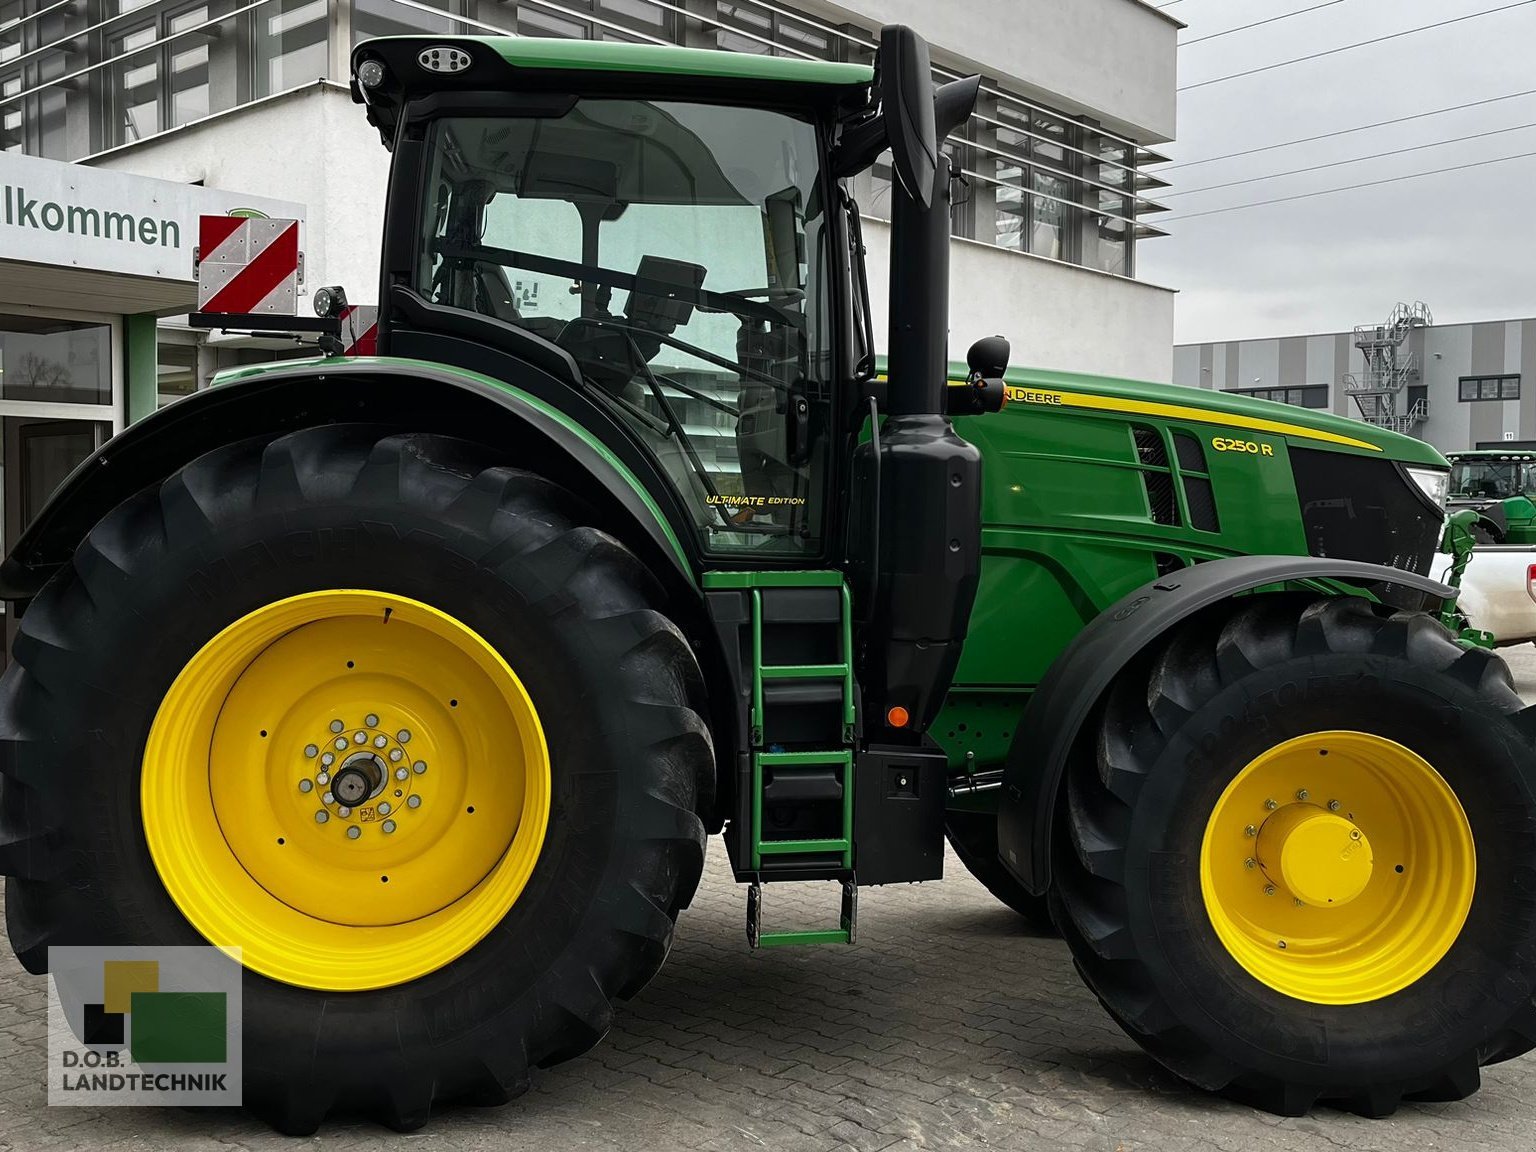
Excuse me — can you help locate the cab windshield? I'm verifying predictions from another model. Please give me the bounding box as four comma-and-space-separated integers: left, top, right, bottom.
1449, 459, 1523, 499
417, 101, 834, 555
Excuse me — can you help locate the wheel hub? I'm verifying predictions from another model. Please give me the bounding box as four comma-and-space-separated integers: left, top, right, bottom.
1199, 730, 1475, 1004
142, 590, 552, 991
1255, 803, 1373, 907
332, 750, 387, 807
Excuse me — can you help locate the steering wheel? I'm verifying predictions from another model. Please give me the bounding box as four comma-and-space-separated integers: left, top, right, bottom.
722, 287, 806, 303
698, 287, 806, 316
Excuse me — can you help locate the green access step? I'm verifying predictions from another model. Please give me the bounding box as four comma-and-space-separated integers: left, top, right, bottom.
751, 750, 854, 870
746, 879, 857, 949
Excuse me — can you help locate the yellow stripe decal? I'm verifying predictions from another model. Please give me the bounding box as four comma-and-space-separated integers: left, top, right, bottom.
998, 385, 1382, 452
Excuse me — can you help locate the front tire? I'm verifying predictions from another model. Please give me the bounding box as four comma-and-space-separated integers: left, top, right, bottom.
1053, 595, 1536, 1116
0, 427, 711, 1132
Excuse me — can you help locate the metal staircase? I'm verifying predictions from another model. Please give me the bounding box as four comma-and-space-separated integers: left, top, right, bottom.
1343, 301, 1432, 434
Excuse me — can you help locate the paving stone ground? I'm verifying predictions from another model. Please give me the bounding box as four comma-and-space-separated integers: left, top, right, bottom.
5, 647, 1536, 1151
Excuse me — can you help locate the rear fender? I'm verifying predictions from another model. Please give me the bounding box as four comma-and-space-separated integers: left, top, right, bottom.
995, 555, 1457, 895
0, 357, 695, 599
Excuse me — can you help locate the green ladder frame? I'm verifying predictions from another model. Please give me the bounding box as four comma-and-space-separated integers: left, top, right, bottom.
731, 572, 858, 947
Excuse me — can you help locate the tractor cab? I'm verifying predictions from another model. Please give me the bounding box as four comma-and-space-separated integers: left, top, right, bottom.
351, 37, 981, 562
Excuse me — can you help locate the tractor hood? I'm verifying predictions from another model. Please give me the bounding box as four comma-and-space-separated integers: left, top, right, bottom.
958, 363, 1448, 468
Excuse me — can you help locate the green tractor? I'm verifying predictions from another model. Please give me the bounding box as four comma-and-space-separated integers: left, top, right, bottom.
4, 27, 1536, 1134
1446, 448, 1536, 542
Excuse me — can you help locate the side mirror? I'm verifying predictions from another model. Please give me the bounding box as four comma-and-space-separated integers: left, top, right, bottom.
879, 25, 938, 209
967, 334, 1010, 380
947, 335, 1011, 416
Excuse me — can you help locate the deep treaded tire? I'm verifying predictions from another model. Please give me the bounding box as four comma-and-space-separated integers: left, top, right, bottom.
0, 426, 710, 1133
945, 810, 1056, 933
1053, 594, 1536, 1117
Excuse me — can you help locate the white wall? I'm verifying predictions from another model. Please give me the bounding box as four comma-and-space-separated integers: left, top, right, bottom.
862, 219, 1175, 381
799, 0, 1178, 142
87, 85, 390, 305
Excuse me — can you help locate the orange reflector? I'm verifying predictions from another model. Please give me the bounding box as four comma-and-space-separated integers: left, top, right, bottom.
887, 705, 910, 728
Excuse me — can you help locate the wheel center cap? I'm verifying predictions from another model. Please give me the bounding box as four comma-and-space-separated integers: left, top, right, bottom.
1257, 804, 1374, 906
333, 752, 385, 806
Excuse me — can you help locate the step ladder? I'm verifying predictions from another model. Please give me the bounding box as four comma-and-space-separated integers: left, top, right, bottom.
742, 575, 858, 947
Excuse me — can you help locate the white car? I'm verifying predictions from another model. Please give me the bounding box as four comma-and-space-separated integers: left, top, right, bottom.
1432, 545, 1536, 645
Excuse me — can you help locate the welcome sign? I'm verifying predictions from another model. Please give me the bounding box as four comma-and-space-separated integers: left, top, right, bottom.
0, 150, 304, 284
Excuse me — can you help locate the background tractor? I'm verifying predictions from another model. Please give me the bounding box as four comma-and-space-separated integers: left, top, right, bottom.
1446, 448, 1536, 543
5, 26, 1536, 1135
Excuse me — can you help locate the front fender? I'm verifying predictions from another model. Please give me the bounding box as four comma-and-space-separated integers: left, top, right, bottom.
995, 555, 1457, 895
0, 356, 695, 601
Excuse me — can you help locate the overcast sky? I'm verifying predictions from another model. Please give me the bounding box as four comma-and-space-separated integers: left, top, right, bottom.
1138, 0, 1536, 345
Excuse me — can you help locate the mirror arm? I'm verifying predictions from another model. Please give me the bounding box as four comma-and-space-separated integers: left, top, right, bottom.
831, 114, 889, 178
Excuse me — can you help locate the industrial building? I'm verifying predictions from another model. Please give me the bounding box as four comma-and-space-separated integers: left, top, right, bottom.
1173, 304, 1536, 453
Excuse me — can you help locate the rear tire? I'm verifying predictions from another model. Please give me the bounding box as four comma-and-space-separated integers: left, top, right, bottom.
945, 809, 1056, 932
0, 426, 711, 1133
1053, 595, 1536, 1116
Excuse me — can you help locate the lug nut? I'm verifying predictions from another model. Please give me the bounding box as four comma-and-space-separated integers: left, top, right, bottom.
1264, 885, 1276, 896
1296, 789, 1309, 801
337, 806, 351, 818
322, 791, 334, 804
334, 737, 348, 751
382, 820, 397, 834
1244, 858, 1256, 870
1349, 829, 1362, 841
347, 826, 361, 840
1264, 798, 1278, 811
298, 779, 314, 793
354, 731, 368, 744
316, 772, 330, 786
378, 802, 391, 816
395, 767, 409, 781
304, 744, 319, 759
413, 760, 427, 775
397, 729, 412, 744
1294, 898, 1305, 907
330, 719, 344, 733
1328, 800, 1341, 812
321, 752, 335, 767
315, 810, 329, 824
365, 713, 379, 727
1244, 824, 1256, 837
389, 748, 403, 763
374, 734, 388, 749
407, 795, 422, 809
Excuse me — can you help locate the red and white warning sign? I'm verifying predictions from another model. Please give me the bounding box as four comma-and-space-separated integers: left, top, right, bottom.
196, 216, 301, 314
339, 305, 378, 356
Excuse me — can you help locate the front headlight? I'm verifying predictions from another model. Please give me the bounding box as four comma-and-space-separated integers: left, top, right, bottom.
1406, 465, 1449, 510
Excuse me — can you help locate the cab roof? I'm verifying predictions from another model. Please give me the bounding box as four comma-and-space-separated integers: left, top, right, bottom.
351, 36, 872, 147
1446, 449, 1536, 460
482, 37, 873, 87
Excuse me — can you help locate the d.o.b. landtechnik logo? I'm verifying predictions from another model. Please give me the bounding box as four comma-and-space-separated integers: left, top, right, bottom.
47, 946, 242, 1106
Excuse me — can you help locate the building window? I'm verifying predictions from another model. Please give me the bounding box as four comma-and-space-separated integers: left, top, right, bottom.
1224, 384, 1329, 409
256, 0, 330, 98
0, 315, 113, 404
1460, 375, 1520, 401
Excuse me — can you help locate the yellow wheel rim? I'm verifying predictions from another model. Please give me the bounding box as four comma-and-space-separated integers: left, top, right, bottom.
142, 590, 551, 991
1199, 731, 1475, 1005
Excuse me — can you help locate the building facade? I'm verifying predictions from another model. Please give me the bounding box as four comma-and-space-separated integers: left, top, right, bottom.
2, 0, 1181, 388
1173, 309, 1536, 454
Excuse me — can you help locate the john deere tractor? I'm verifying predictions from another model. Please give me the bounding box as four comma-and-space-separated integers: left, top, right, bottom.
5, 27, 1536, 1134
1446, 448, 1536, 542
